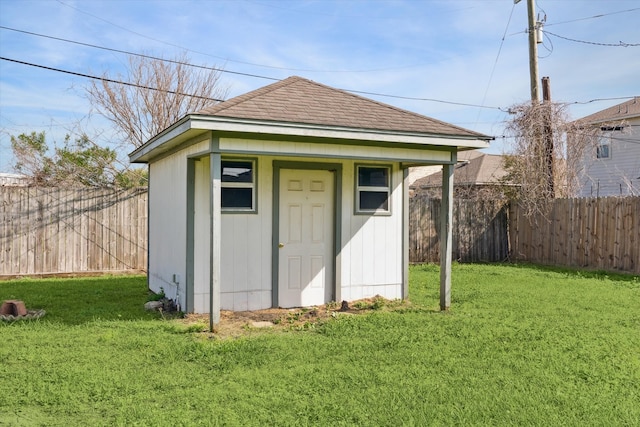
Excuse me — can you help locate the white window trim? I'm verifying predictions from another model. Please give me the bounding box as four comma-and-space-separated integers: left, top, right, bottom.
355, 164, 392, 215
596, 135, 611, 160
221, 158, 257, 213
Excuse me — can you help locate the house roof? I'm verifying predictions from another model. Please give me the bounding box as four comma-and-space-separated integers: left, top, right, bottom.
196, 76, 489, 139
130, 76, 492, 163
578, 96, 640, 124
411, 151, 507, 188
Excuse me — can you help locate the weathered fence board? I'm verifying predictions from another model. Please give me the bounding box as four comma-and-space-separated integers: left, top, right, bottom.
410, 196, 639, 275
409, 196, 509, 263
2, 187, 638, 277
0, 187, 147, 277
509, 197, 639, 274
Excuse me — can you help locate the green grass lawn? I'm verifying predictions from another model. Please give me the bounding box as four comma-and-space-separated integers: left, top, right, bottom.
1, 264, 639, 426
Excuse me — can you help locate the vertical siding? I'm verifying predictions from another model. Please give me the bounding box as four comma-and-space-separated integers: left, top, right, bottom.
342, 162, 403, 301
220, 157, 273, 311
147, 139, 209, 303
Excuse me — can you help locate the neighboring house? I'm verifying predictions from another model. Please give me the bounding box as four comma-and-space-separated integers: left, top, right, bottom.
129, 76, 491, 321
574, 97, 640, 197
410, 150, 508, 198
0, 173, 29, 187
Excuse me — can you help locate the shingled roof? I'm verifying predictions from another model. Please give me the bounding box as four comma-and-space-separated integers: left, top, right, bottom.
196, 76, 488, 139
411, 151, 507, 189
578, 96, 640, 124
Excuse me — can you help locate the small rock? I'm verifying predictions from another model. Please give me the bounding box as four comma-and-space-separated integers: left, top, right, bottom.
251, 321, 274, 328
144, 301, 163, 311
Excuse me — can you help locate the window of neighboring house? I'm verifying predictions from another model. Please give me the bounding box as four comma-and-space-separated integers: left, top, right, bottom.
596, 135, 611, 159
355, 165, 391, 214
221, 159, 256, 212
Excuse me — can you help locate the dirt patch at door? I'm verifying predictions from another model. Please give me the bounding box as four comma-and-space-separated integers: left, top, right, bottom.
176, 297, 409, 339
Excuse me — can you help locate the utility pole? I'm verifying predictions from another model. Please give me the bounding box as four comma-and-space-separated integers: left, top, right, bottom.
526, 0, 540, 102
542, 76, 554, 197
515, 0, 540, 103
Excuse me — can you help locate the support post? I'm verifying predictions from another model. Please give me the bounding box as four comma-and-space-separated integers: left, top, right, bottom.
209, 151, 221, 332
440, 155, 455, 311
402, 166, 410, 300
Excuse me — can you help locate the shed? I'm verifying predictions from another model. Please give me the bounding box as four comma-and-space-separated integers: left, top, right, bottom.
130, 76, 492, 324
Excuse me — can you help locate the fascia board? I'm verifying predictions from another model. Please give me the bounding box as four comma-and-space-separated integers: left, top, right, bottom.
129, 118, 196, 163
131, 115, 492, 163
189, 116, 492, 148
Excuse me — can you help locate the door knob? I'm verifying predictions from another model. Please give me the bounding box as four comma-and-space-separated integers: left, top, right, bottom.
278, 243, 285, 248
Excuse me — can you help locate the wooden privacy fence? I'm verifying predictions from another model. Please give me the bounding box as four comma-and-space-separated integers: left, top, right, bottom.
409, 196, 509, 263
510, 197, 640, 274
0, 187, 147, 277
2, 187, 637, 277
410, 195, 639, 275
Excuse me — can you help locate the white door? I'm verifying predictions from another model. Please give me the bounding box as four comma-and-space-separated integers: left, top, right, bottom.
278, 169, 334, 307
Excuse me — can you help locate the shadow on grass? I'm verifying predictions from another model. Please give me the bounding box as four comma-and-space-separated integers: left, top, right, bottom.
412, 261, 639, 283
503, 262, 640, 283
0, 275, 162, 326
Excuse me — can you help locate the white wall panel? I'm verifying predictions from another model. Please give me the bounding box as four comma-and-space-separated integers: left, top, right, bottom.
148, 138, 209, 306
219, 157, 273, 310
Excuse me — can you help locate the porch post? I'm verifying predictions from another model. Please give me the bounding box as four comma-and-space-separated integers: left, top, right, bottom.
209, 149, 221, 331
440, 152, 456, 310
402, 166, 410, 300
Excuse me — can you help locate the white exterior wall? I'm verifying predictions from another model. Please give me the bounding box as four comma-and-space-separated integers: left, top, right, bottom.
339, 162, 404, 302
577, 117, 640, 197
147, 139, 209, 306
216, 141, 407, 310
220, 158, 273, 311
149, 135, 447, 312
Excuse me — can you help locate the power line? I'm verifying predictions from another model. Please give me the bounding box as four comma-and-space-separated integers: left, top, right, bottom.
0, 56, 226, 102
545, 7, 640, 27
0, 53, 504, 109
2, 53, 636, 114
338, 89, 503, 110
543, 30, 639, 47
54, 0, 424, 74
476, 2, 518, 123
0, 26, 278, 82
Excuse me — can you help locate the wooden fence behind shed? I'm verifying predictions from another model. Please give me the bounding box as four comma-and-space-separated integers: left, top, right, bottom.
510, 197, 639, 274
2, 188, 637, 277
409, 196, 509, 263
0, 187, 147, 277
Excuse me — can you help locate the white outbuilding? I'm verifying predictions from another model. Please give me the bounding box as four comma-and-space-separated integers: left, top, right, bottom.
129, 76, 491, 325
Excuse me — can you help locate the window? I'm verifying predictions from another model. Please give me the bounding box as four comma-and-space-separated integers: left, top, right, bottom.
221, 159, 256, 212
596, 135, 611, 159
356, 165, 391, 214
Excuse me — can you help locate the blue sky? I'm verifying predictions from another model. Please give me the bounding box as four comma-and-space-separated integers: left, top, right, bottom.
1, 0, 639, 172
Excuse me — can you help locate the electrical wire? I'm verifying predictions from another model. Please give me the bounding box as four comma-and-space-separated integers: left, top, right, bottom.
543, 30, 639, 47
545, 7, 640, 27
0, 54, 504, 109
53, 0, 426, 73
0, 57, 226, 102
0, 26, 279, 82
475, 2, 518, 124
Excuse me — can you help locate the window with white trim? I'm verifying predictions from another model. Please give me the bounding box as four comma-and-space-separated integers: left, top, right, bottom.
221, 159, 256, 212
596, 135, 611, 159
356, 165, 391, 214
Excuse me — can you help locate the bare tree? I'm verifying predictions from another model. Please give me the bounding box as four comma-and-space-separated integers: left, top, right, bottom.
86, 52, 228, 149
502, 101, 600, 220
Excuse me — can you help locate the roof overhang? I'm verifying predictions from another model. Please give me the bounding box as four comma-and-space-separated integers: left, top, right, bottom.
129, 115, 492, 163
